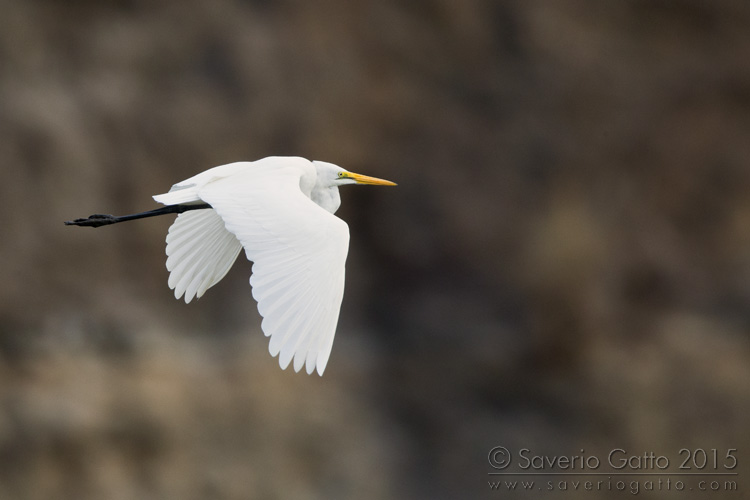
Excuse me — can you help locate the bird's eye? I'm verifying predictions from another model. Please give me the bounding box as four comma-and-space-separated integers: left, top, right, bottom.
338, 172, 345, 178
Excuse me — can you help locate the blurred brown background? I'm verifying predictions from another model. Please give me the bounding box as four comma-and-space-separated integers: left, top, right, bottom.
1, 0, 749, 498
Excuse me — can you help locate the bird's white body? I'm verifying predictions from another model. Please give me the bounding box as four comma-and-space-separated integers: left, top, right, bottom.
151, 156, 394, 375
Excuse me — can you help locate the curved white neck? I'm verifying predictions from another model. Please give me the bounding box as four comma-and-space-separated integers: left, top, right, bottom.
310, 185, 341, 214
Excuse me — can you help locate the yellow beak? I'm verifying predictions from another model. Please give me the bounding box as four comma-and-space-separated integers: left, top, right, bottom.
347, 172, 397, 186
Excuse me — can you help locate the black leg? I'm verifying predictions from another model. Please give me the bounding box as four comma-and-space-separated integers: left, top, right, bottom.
65, 203, 212, 228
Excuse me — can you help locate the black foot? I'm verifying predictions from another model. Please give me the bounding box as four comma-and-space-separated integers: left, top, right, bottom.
64, 214, 118, 227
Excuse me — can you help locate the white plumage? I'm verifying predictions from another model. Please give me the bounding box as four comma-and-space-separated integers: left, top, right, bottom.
152, 156, 395, 375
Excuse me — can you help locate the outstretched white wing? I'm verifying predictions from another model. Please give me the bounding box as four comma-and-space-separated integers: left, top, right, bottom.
154, 163, 249, 304
164, 209, 243, 303
197, 162, 350, 375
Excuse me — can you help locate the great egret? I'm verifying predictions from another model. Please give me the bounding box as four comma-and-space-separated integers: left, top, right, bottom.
66, 156, 396, 375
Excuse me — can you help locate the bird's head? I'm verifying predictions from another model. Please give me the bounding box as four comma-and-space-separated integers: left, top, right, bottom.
313, 161, 397, 188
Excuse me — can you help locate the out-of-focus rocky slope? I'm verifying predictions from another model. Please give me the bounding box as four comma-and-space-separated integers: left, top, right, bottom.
0, 0, 748, 498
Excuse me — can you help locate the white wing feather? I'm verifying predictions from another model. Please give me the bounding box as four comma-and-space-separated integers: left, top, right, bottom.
157, 159, 350, 375
153, 162, 248, 206
164, 209, 243, 303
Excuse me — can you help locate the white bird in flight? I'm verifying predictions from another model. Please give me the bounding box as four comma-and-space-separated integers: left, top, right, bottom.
66, 156, 396, 375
